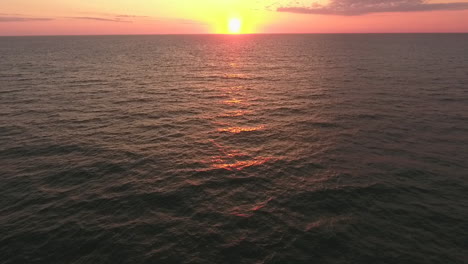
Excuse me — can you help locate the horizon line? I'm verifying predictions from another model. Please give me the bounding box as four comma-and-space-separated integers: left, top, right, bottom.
1, 32, 468, 37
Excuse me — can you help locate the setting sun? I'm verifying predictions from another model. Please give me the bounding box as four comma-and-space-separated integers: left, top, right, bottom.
228, 18, 242, 34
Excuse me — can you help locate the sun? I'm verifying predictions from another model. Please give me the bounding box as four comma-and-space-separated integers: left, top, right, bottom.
228, 18, 242, 34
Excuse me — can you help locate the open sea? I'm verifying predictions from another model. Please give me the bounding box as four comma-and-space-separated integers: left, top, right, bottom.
0, 34, 467, 264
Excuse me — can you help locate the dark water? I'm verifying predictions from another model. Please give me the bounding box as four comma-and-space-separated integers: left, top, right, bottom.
1, 34, 467, 264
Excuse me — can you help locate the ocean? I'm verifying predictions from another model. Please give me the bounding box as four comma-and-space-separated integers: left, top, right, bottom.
0, 34, 467, 264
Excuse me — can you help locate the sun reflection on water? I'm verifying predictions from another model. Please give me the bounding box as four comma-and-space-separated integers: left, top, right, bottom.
230, 198, 274, 217
217, 125, 265, 134
197, 51, 272, 173
217, 110, 252, 117
212, 157, 272, 171
207, 140, 272, 171
222, 98, 244, 105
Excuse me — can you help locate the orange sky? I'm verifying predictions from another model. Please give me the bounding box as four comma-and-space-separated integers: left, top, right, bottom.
1, 0, 468, 35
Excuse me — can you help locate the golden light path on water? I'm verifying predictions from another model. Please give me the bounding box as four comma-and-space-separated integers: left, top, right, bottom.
207, 83, 274, 217
196, 54, 274, 173
206, 82, 271, 171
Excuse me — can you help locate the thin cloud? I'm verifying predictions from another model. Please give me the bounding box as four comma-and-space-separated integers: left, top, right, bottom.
75, 12, 150, 20
277, 0, 468, 16
68, 16, 131, 23
115, 14, 150, 18
67, 13, 152, 23
0, 16, 53, 22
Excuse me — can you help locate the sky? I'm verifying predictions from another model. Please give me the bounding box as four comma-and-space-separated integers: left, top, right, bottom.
1, 0, 468, 35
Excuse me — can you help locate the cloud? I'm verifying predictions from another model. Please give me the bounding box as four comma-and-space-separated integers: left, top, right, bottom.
67, 13, 153, 23
68, 16, 131, 23
0, 13, 135, 23
0, 16, 53, 22
277, 0, 468, 15
115, 14, 150, 18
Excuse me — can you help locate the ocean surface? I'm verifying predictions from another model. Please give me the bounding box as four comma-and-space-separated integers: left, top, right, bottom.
0, 34, 467, 264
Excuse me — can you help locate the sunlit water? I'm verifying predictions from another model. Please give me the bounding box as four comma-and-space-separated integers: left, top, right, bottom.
1, 34, 467, 264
